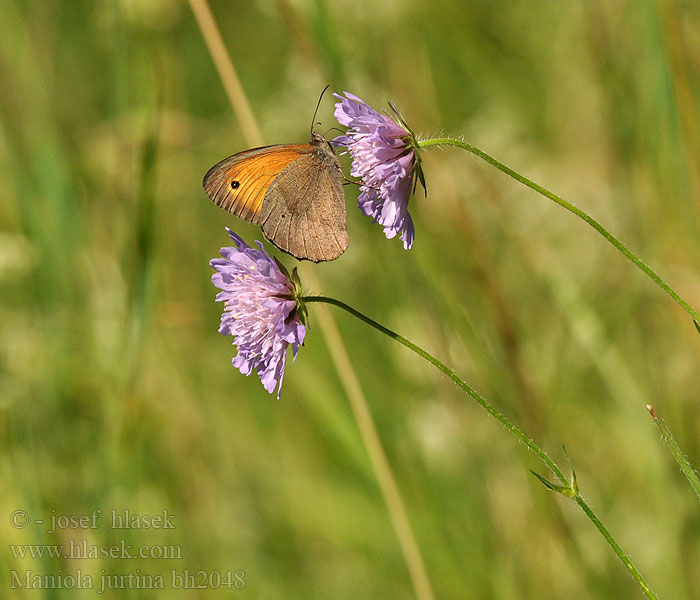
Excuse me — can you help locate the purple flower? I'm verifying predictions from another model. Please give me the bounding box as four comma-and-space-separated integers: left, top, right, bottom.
333, 92, 423, 249
210, 229, 306, 399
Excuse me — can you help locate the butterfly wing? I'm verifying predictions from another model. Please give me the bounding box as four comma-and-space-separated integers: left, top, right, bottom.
203, 144, 311, 225
261, 149, 348, 262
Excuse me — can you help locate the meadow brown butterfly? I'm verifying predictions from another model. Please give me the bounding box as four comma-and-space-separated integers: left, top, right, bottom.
203, 93, 348, 262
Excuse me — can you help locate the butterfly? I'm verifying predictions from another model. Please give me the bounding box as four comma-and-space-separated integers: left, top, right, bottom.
203, 129, 349, 262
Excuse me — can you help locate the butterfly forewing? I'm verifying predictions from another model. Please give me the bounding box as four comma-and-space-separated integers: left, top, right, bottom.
203, 145, 310, 224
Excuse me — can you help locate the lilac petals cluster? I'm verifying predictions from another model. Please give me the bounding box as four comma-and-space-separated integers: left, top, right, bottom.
333, 92, 419, 249
210, 229, 306, 399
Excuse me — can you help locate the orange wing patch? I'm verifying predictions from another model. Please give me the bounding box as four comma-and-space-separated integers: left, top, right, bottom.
203, 145, 310, 224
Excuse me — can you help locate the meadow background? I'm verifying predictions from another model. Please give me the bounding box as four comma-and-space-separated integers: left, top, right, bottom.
1, 0, 700, 598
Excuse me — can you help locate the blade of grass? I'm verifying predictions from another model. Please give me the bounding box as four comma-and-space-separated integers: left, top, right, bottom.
656, 0, 700, 217
187, 0, 263, 147
0, 0, 82, 297
121, 91, 161, 422
187, 3, 435, 598
647, 405, 700, 504
300, 272, 436, 600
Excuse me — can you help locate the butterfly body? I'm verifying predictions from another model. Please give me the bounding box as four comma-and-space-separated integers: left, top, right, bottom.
204, 133, 348, 262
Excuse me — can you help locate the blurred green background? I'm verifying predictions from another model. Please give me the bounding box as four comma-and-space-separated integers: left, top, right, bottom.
1, 0, 700, 598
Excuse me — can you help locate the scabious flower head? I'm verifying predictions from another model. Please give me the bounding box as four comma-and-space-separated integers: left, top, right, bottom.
210, 229, 307, 399
333, 91, 425, 249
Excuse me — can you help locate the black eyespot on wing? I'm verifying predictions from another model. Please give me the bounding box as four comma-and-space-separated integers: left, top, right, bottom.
230, 181, 240, 189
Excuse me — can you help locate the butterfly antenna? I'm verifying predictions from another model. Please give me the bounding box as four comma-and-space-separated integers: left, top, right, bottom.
311, 84, 331, 135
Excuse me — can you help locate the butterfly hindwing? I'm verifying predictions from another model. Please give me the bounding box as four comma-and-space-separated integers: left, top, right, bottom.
260, 145, 348, 262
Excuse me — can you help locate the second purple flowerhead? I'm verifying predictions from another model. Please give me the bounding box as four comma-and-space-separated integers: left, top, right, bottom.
211, 229, 307, 399
332, 92, 425, 250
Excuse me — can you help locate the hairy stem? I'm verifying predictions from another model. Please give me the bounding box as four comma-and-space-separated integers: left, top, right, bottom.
417, 137, 700, 324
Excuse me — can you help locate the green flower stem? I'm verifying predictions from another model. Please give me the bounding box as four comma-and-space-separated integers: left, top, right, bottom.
648, 405, 700, 504
303, 295, 658, 600
304, 296, 566, 480
417, 137, 700, 324
573, 496, 657, 600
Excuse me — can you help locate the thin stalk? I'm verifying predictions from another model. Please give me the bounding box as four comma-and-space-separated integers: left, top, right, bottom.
574, 496, 658, 600
187, 0, 263, 146
188, 3, 436, 597
417, 137, 700, 324
305, 290, 435, 600
648, 404, 700, 504
304, 295, 659, 600
304, 296, 566, 482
